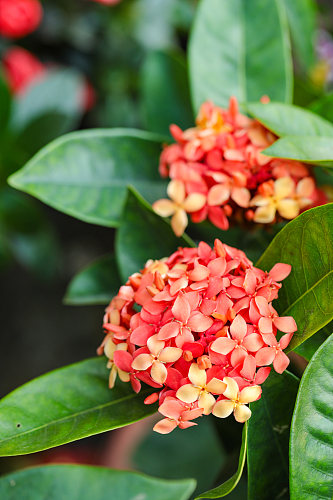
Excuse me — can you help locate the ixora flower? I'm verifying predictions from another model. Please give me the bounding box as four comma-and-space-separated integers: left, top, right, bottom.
2, 47, 45, 94
0, 0, 43, 39
153, 98, 326, 236
98, 240, 297, 434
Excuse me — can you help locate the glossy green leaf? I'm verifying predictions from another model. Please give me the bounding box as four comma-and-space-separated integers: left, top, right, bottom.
134, 417, 225, 497
116, 187, 194, 281
310, 92, 333, 123
195, 422, 247, 499
295, 321, 332, 361
263, 136, 333, 167
0, 465, 196, 500
189, 0, 292, 112
246, 102, 333, 137
8, 129, 167, 227
283, 0, 317, 72
290, 334, 333, 500
0, 357, 156, 456
64, 254, 120, 305
247, 370, 299, 500
141, 50, 193, 136
257, 204, 333, 351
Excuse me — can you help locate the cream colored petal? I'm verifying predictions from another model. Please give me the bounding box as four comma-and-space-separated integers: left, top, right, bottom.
234, 403, 252, 423
151, 360, 168, 384
109, 365, 117, 389
296, 177, 315, 197
176, 384, 201, 403
183, 193, 206, 212
253, 204, 276, 223
152, 199, 176, 217
249, 195, 270, 207
131, 353, 153, 371
212, 400, 235, 418
188, 362, 207, 387
116, 342, 128, 351
239, 385, 262, 404
147, 334, 165, 355
223, 377, 239, 401
277, 199, 300, 220
167, 179, 186, 204
206, 378, 227, 395
104, 338, 116, 360
171, 209, 188, 237
159, 347, 182, 363
118, 369, 131, 383
274, 176, 295, 199
198, 392, 216, 415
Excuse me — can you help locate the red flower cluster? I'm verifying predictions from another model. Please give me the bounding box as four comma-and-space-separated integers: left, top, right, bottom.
2, 47, 45, 94
0, 0, 43, 39
98, 240, 297, 433
153, 98, 325, 236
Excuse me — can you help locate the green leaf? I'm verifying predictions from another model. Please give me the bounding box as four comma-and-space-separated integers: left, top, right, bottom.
246, 101, 333, 137
8, 129, 167, 227
115, 187, 194, 281
11, 69, 84, 155
295, 321, 332, 361
290, 333, 333, 500
0, 465, 196, 500
247, 370, 299, 500
283, 0, 317, 72
64, 254, 120, 305
133, 417, 225, 497
195, 422, 247, 499
310, 92, 333, 123
256, 204, 333, 351
0, 357, 156, 456
263, 136, 333, 167
141, 50, 194, 136
189, 0, 292, 112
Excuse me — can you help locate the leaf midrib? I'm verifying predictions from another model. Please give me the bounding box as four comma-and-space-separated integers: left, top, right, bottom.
0, 388, 153, 448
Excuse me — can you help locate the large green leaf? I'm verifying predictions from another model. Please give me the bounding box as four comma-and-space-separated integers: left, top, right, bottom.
246, 102, 333, 137
141, 50, 193, 136
257, 204, 333, 351
247, 370, 299, 500
295, 321, 332, 361
290, 333, 333, 500
0, 465, 196, 500
263, 136, 333, 167
189, 0, 292, 112
0, 74, 12, 135
64, 254, 120, 306
115, 187, 194, 281
283, 0, 317, 72
8, 129, 167, 227
134, 417, 225, 497
0, 357, 156, 456
195, 423, 247, 499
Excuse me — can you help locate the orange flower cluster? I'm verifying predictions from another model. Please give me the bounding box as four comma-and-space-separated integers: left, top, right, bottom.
153, 98, 325, 236
98, 240, 297, 433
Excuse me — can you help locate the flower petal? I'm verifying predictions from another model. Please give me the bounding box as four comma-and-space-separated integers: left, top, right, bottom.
206, 378, 227, 394
172, 209, 188, 237
239, 385, 262, 404
223, 376, 239, 401
253, 204, 276, 223
152, 199, 176, 217
176, 384, 201, 403
131, 353, 153, 371
167, 179, 186, 204
153, 418, 178, 434
274, 316, 297, 333
230, 314, 247, 341
273, 351, 290, 373
198, 391, 216, 415
255, 347, 275, 367
157, 321, 180, 341
151, 361, 168, 384
187, 311, 213, 332
211, 337, 235, 355
147, 334, 165, 355
277, 199, 299, 220
158, 399, 183, 419
172, 293, 191, 323
274, 176, 295, 198
159, 347, 182, 363
183, 193, 207, 212
234, 403, 252, 423
212, 400, 235, 418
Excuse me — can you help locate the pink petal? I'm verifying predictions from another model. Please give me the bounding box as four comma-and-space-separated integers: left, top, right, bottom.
211, 337, 235, 355
274, 316, 297, 333
113, 351, 132, 372
189, 264, 210, 281
175, 327, 194, 348
178, 421, 197, 429
255, 296, 271, 316
258, 316, 273, 334
158, 399, 183, 419
269, 263, 291, 281
130, 324, 155, 346
165, 367, 183, 390
172, 294, 191, 323
230, 314, 247, 341
240, 355, 256, 380
207, 257, 227, 277
170, 276, 188, 296
254, 366, 271, 385
255, 347, 275, 367
230, 348, 247, 367
279, 332, 293, 349
153, 418, 178, 434
273, 351, 290, 373
187, 311, 213, 332
242, 333, 264, 352
157, 321, 180, 341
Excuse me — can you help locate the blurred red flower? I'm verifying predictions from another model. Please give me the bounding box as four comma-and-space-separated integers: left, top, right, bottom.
0, 0, 43, 39
2, 46, 45, 93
